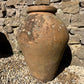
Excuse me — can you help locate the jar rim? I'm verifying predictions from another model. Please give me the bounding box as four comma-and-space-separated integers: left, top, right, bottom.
27, 5, 57, 14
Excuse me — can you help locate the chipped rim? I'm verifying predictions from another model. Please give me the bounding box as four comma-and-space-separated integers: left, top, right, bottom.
27, 5, 57, 14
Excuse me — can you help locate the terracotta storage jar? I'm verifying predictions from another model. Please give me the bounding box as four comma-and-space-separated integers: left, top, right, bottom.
17, 6, 69, 82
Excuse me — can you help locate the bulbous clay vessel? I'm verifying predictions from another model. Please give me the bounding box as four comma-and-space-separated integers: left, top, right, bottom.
17, 6, 69, 82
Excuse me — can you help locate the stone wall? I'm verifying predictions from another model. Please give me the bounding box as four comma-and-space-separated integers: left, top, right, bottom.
0, 0, 84, 67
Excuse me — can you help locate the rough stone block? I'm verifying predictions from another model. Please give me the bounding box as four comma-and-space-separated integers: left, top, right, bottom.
7, 9, 16, 17
70, 27, 84, 38
70, 27, 80, 35
69, 34, 80, 44
62, 0, 71, 2
71, 13, 84, 27
50, 0, 60, 3
35, 0, 49, 5
0, 3, 1, 9
80, 1, 84, 8
6, 0, 25, 6
71, 22, 84, 27
69, 27, 84, 45
0, 26, 3, 32
0, 10, 3, 18
60, 1, 79, 14
5, 17, 20, 27
80, 36, 84, 45
1, 2, 6, 12
80, 29, 84, 45
80, 8, 84, 14
76, 46, 84, 59
0, 18, 4, 26
50, 3, 60, 9
71, 56, 84, 67
71, 14, 80, 23
70, 44, 81, 56
20, 6, 28, 16
0, 26, 6, 34
56, 9, 71, 27
4, 26, 13, 34
26, 0, 35, 5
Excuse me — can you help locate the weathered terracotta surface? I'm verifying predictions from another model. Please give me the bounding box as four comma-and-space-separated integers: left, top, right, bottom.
17, 6, 69, 82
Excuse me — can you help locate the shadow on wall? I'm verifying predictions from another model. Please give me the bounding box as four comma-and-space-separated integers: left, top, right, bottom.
0, 32, 13, 58
56, 45, 72, 76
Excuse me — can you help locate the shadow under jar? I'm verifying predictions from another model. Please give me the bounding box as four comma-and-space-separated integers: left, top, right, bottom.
17, 5, 69, 82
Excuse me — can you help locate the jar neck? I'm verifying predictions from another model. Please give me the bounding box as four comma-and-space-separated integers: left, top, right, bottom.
27, 5, 57, 14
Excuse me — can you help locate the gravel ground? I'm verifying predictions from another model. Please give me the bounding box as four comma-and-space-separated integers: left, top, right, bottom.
0, 53, 84, 84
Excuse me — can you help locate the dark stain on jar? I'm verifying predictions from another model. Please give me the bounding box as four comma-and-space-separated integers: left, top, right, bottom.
23, 14, 45, 41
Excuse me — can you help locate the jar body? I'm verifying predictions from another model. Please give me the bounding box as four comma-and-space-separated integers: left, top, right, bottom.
17, 11, 69, 82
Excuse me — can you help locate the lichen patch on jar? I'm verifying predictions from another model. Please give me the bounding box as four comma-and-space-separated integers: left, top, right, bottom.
38, 20, 41, 23
27, 31, 31, 35
31, 19, 34, 21
59, 26, 62, 29
22, 29, 25, 31
35, 19, 38, 21
52, 25, 55, 28
57, 28, 60, 31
